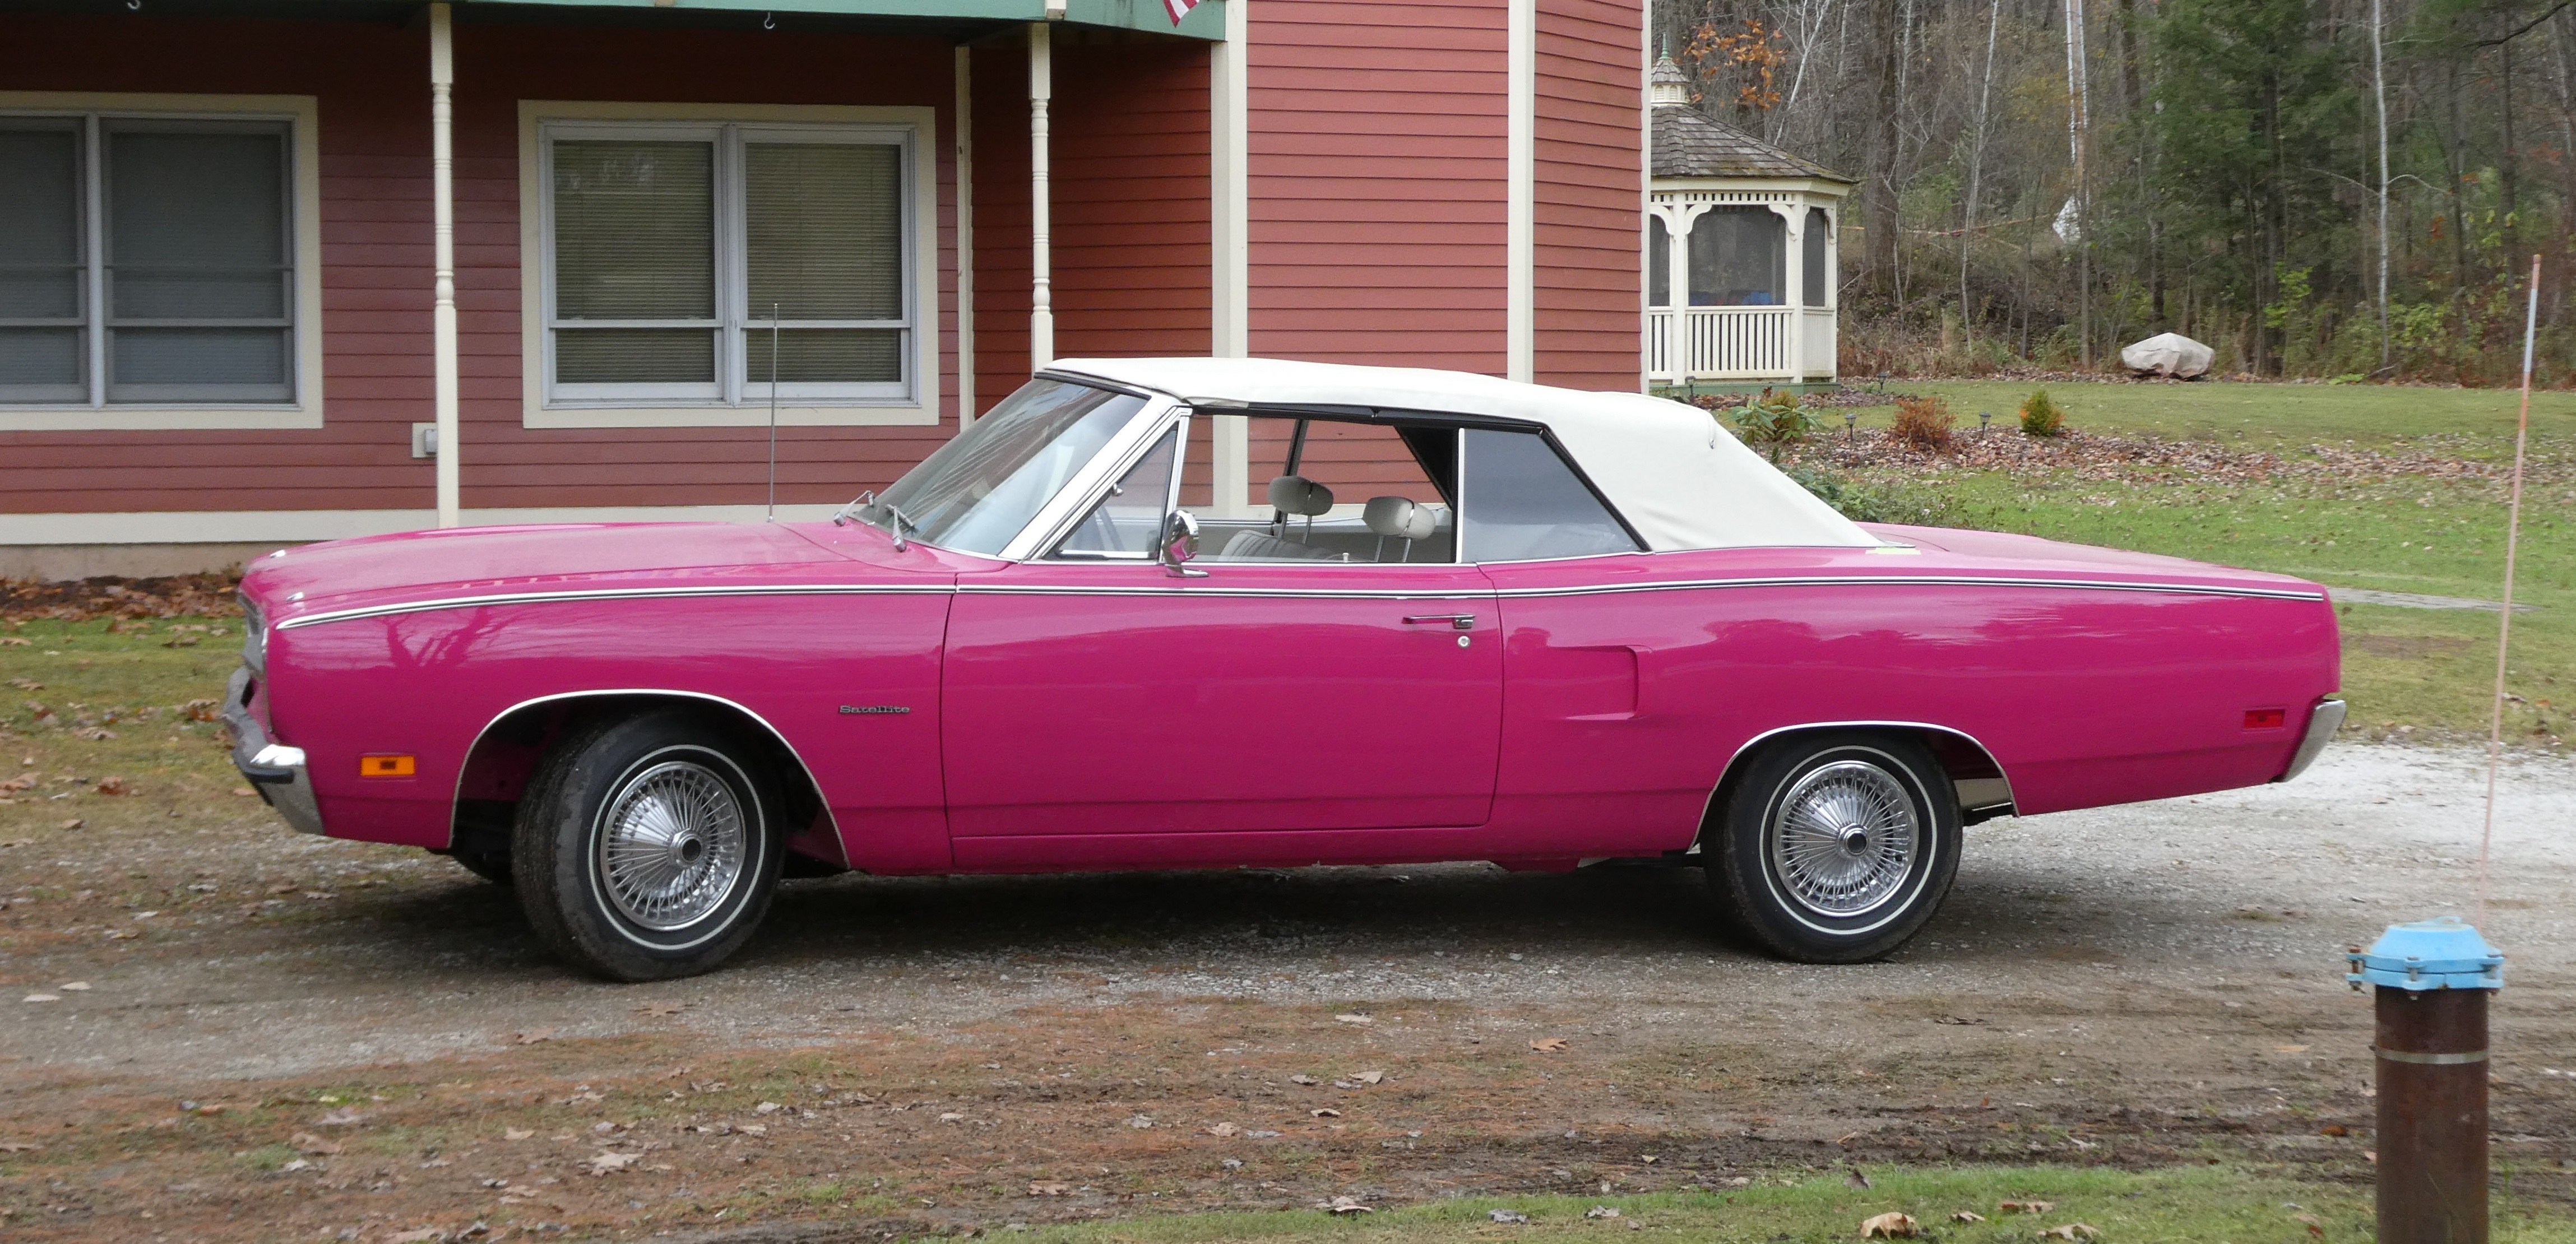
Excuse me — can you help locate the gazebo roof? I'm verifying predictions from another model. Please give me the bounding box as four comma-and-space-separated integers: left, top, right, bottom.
1649, 58, 1854, 184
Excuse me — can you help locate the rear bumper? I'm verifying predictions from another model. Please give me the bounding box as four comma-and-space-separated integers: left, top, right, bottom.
225, 666, 326, 836
2276, 698, 2347, 783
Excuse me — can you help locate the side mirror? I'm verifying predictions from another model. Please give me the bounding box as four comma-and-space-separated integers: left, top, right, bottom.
1160, 509, 1207, 578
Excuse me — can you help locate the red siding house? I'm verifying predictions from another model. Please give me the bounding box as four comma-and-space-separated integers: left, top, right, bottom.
0, 0, 1647, 577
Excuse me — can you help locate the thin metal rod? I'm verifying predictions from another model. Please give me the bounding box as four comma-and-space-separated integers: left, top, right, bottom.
2477, 252, 2541, 927
766, 303, 781, 522
430, 2, 460, 528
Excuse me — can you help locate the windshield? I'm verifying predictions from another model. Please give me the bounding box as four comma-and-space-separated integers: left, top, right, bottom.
859, 379, 1148, 555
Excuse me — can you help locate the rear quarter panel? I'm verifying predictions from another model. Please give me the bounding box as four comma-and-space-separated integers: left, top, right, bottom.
1482, 546, 2339, 854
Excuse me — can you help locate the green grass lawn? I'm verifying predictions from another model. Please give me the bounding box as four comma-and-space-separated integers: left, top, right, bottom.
1896, 379, 2576, 456
1801, 380, 2572, 741
989, 1165, 2575, 1244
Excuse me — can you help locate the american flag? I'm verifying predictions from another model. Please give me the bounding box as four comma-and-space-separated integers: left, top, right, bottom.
1164, 0, 1200, 22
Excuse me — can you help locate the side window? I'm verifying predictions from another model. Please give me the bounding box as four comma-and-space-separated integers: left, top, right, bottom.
1458, 429, 1641, 562
1054, 425, 1178, 558
1193, 414, 1458, 564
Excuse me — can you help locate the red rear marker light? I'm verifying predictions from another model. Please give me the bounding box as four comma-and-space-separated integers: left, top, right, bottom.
2244, 709, 2287, 731
360, 754, 417, 778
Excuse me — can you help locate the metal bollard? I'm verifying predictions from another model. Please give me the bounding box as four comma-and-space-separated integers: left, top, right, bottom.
2348, 917, 2504, 1244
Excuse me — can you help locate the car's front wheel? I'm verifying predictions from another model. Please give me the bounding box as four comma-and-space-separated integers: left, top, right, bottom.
1708, 733, 1959, 963
513, 711, 780, 981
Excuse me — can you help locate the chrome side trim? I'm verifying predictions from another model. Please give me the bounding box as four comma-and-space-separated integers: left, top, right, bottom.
274, 571, 2325, 632
1491, 575, 2327, 603
452, 688, 846, 860
2276, 698, 2347, 783
277, 583, 955, 630
1700, 720, 2018, 840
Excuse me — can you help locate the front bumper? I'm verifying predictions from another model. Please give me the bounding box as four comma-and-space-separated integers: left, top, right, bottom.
225, 665, 326, 835
2276, 698, 2348, 783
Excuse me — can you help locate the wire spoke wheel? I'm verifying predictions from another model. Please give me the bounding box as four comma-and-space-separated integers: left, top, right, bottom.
595, 760, 748, 931
1766, 759, 1920, 918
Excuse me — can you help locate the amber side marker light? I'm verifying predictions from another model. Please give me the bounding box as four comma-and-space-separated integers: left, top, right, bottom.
359, 755, 417, 778
2245, 708, 2288, 730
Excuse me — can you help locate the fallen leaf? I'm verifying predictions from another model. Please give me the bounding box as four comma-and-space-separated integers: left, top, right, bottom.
57, 982, 89, 992
1206, 1122, 1240, 1137
1861, 1211, 1921, 1238
2276, 1045, 2311, 1053
2035, 1226, 2099, 1241
2000, 1201, 2056, 1215
1354, 1070, 1386, 1085
938, 1112, 966, 1123
57, 819, 82, 831
1953, 1211, 1988, 1223
1334, 1013, 1373, 1025
1319, 1196, 1372, 1215
1126, 1115, 1155, 1129
1311, 1108, 1341, 1118
279, 1158, 317, 1172
0, 1142, 40, 1153
754, 1102, 781, 1115
387, 1230, 446, 1243
1489, 1209, 1531, 1224
581, 1150, 640, 1176
502, 1129, 534, 1141
2364, 1149, 2377, 1164
93, 777, 129, 796
1586, 1206, 1623, 1219
1288, 1074, 1320, 1085
313, 1109, 367, 1127
1845, 1167, 1872, 1188
2319, 1124, 2349, 1137
2294, 1211, 2325, 1239
21, 994, 58, 1004
513, 1029, 557, 1046
1530, 1038, 1569, 1052
290, 1131, 343, 1155
1028, 1181, 1072, 1196
736, 1124, 767, 1136
231, 787, 256, 797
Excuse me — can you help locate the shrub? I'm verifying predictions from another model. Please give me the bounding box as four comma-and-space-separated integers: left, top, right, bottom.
2018, 388, 2064, 437
1785, 465, 1974, 527
1729, 387, 1822, 460
1889, 394, 1955, 452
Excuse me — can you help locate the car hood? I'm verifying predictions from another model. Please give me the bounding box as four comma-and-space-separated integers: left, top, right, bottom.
240, 522, 849, 614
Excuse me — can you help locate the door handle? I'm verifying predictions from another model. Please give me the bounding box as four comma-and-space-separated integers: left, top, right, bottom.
1402, 614, 1477, 630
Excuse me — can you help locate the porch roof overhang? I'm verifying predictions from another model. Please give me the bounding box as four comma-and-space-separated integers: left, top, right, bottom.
1651, 175, 1856, 200
453, 0, 1224, 38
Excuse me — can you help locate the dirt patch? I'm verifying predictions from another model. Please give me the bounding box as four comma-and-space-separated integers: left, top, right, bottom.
2, 574, 243, 625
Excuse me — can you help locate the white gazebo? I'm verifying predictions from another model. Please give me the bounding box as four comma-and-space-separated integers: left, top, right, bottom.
1645, 56, 1855, 392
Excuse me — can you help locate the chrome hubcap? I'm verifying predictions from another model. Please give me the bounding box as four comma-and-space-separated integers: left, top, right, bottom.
1768, 759, 1919, 917
597, 760, 747, 931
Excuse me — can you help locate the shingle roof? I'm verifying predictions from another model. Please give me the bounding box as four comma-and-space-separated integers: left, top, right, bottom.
1647, 57, 1854, 183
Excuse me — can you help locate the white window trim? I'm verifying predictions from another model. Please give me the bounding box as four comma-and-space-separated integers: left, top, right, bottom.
518, 100, 939, 429
0, 91, 324, 433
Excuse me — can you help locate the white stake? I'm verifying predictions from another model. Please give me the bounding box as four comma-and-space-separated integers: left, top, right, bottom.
2477, 252, 2541, 926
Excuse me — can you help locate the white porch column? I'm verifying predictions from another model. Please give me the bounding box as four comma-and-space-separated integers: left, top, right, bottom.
1505, 0, 1535, 382
1027, 22, 1054, 371
1208, 0, 1252, 514
429, 2, 460, 528
1669, 203, 1701, 378
954, 45, 977, 426
1772, 201, 1804, 386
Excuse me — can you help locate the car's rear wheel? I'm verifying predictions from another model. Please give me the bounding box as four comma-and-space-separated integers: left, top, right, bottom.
513, 711, 780, 981
1708, 733, 1959, 963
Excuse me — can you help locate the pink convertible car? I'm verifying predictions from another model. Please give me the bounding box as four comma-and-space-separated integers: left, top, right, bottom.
228, 359, 2343, 980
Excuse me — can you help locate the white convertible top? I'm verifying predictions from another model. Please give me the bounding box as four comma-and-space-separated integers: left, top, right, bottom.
1048, 356, 1878, 552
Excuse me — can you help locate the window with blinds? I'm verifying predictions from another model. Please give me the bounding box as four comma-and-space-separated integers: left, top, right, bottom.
543, 122, 910, 405
0, 115, 295, 406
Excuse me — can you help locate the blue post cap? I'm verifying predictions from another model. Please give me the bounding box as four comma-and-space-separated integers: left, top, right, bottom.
2346, 916, 2504, 991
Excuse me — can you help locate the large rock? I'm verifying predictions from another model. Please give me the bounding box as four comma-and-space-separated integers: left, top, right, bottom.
2120, 332, 2214, 378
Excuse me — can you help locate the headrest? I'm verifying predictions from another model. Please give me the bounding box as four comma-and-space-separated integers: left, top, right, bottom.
1267, 475, 1335, 517
1363, 495, 1437, 541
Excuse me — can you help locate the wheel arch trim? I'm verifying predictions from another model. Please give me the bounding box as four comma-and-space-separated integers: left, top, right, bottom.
452, 688, 843, 864
1698, 720, 2017, 845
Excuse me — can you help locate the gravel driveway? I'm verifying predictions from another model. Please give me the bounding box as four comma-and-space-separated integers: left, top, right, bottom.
3, 742, 2572, 1240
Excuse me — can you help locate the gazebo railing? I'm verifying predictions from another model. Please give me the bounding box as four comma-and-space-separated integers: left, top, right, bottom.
1646, 306, 1799, 383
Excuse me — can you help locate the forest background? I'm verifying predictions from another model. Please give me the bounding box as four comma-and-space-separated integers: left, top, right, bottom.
1648, 0, 2576, 383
